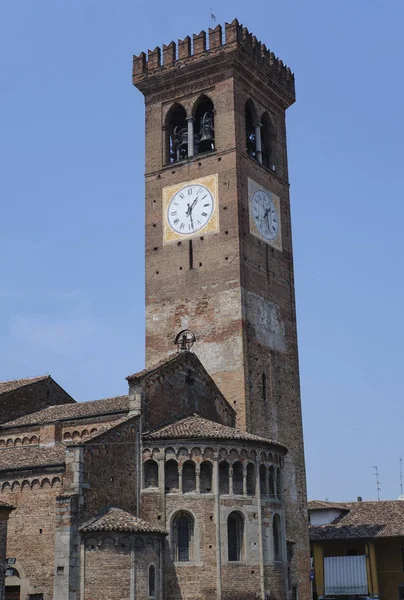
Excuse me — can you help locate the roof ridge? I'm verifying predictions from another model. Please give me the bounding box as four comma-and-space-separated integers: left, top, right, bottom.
0, 374, 49, 384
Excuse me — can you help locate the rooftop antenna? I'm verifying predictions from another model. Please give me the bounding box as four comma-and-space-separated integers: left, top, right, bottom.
372, 466, 381, 501
400, 458, 403, 498
210, 9, 216, 29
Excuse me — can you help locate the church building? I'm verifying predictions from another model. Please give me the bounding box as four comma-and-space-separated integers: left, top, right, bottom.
0, 19, 310, 600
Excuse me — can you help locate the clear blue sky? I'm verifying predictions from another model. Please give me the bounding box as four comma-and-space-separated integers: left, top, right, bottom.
1, 0, 403, 503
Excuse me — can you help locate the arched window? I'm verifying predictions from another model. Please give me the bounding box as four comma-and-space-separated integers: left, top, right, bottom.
273, 514, 283, 561
166, 103, 188, 164
227, 512, 244, 561
200, 461, 212, 493
172, 512, 194, 562
165, 460, 179, 493
246, 463, 256, 496
245, 100, 257, 159
269, 465, 275, 497
276, 467, 282, 500
219, 461, 229, 494
232, 461, 243, 495
148, 564, 156, 598
143, 460, 158, 489
261, 112, 276, 171
182, 460, 196, 493
194, 96, 215, 155
260, 464, 268, 496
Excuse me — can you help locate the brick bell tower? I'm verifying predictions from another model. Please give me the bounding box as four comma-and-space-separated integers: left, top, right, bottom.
133, 19, 310, 596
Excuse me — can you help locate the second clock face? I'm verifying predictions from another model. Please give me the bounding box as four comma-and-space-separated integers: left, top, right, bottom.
251, 189, 279, 241
167, 184, 214, 235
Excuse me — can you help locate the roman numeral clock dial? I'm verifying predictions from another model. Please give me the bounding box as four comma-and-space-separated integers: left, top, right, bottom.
163, 175, 219, 244
168, 185, 213, 234
248, 178, 282, 251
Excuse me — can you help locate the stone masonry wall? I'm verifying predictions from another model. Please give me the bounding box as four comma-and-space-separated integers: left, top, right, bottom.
83, 533, 162, 600
84, 536, 131, 600
0, 474, 64, 600
81, 418, 139, 521
132, 353, 235, 432
233, 69, 310, 598
0, 516, 9, 600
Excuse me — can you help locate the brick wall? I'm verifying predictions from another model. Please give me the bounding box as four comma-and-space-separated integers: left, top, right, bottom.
84, 536, 131, 600
83, 533, 162, 600
0, 378, 75, 426
134, 27, 310, 598
0, 513, 10, 600
131, 353, 235, 431
0, 474, 63, 600
81, 418, 139, 521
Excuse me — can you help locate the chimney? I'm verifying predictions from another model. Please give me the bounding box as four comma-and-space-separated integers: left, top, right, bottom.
357, 496, 363, 502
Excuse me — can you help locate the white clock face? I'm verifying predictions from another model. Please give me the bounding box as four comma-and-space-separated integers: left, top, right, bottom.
251, 189, 279, 241
167, 184, 214, 235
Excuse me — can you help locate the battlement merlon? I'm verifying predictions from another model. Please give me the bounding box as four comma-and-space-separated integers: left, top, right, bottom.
132, 19, 295, 108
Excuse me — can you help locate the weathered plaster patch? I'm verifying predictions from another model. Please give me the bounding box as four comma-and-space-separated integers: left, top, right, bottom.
245, 291, 286, 352
195, 336, 243, 374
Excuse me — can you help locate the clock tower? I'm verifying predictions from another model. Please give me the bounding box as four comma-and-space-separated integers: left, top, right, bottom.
133, 19, 310, 596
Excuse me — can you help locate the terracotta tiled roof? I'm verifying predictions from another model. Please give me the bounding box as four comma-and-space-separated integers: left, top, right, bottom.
309, 500, 404, 540
143, 414, 287, 451
126, 352, 185, 381
0, 375, 49, 395
67, 416, 136, 446
0, 445, 65, 471
308, 500, 349, 511
2, 396, 129, 428
79, 507, 167, 534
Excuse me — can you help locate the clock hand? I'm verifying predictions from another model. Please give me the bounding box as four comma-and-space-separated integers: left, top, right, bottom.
186, 203, 194, 231
189, 196, 199, 211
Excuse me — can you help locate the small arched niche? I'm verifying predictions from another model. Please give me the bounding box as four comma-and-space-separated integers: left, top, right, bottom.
273, 513, 283, 561
232, 461, 243, 495
165, 460, 179, 493
200, 461, 212, 493
182, 460, 196, 493
227, 511, 244, 562
148, 564, 156, 598
260, 464, 268, 496
246, 463, 256, 496
166, 103, 188, 164
143, 459, 158, 489
219, 461, 230, 494
193, 95, 215, 155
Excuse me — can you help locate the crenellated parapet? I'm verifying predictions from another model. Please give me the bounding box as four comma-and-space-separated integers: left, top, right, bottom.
132, 19, 295, 102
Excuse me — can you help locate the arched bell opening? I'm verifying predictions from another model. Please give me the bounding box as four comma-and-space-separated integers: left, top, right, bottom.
245, 99, 258, 159
193, 96, 215, 155
261, 111, 276, 171
166, 103, 188, 164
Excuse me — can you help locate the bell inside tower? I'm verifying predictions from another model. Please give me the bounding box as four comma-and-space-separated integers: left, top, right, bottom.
166, 103, 188, 163
193, 95, 215, 155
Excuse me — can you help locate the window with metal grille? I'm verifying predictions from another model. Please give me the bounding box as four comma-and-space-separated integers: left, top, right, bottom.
172, 512, 194, 562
